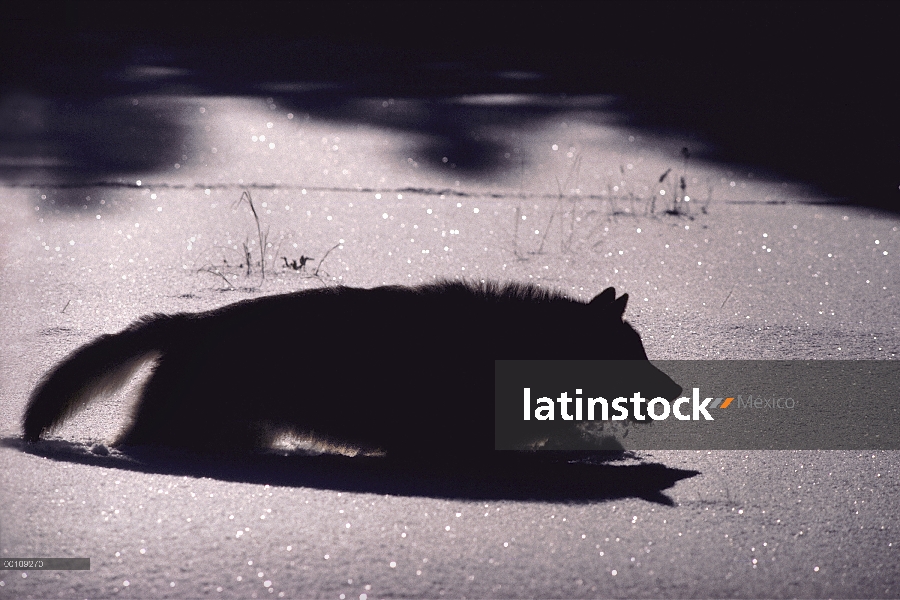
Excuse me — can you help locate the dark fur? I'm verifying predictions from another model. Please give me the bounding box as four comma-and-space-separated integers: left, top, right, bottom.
24, 281, 680, 458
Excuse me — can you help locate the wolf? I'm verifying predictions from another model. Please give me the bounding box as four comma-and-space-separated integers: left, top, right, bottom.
23, 281, 681, 459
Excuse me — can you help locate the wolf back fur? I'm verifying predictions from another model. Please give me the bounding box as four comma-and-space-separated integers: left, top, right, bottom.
24, 281, 681, 458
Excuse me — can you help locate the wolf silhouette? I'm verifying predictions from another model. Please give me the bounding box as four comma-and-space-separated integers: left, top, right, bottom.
23, 281, 680, 459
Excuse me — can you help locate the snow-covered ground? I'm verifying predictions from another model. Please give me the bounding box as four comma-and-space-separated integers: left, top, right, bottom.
1, 92, 898, 598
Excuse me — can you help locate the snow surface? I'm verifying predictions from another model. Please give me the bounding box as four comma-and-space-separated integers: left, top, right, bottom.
1, 93, 898, 598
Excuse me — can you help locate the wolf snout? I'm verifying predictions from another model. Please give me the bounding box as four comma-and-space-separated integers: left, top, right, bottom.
663, 380, 683, 401
648, 364, 682, 401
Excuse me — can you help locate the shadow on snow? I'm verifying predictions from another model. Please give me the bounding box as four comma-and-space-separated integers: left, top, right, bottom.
6, 437, 698, 506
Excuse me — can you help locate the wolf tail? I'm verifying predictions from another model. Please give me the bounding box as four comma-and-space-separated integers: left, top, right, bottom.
23, 314, 183, 442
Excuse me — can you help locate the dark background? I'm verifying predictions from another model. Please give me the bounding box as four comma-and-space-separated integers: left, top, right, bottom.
2, 0, 897, 210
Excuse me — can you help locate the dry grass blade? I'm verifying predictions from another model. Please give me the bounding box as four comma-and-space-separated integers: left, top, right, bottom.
237, 190, 267, 282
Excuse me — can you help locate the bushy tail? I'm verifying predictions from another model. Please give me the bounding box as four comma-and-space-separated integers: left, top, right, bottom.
23, 314, 182, 442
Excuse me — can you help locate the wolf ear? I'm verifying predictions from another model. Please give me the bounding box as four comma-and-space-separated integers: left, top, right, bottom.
609, 293, 628, 319
589, 287, 616, 307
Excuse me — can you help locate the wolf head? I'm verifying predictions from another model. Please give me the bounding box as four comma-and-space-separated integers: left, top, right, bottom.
588, 287, 681, 400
